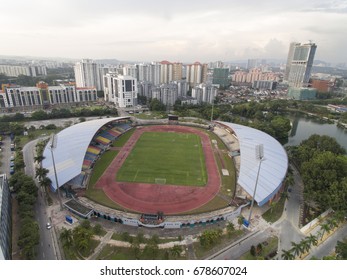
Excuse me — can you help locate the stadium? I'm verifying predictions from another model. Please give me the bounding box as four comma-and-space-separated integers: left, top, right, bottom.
42, 116, 288, 229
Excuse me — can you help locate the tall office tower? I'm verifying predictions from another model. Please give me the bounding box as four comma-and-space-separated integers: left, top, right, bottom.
284, 42, 298, 81
74, 59, 102, 91
212, 68, 230, 88
103, 73, 137, 108
186, 62, 208, 87
0, 174, 11, 260
285, 42, 317, 87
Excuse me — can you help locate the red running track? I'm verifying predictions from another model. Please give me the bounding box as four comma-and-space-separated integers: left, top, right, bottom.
95, 125, 221, 214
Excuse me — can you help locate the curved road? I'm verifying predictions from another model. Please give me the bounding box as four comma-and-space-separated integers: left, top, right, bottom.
211, 164, 346, 260
23, 138, 57, 260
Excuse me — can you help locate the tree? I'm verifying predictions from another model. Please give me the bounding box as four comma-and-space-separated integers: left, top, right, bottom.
281, 249, 295, 260
130, 239, 141, 260
291, 241, 304, 258
335, 240, 347, 260
34, 155, 45, 163
40, 176, 52, 190
327, 218, 338, 231
142, 240, 159, 260
169, 245, 182, 259
301, 152, 347, 211
72, 226, 93, 254
256, 243, 263, 256
18, 219, 40, 259
199, 229, 223, 248
60, 228, 73, 249
226, 222, 235, 237
237, 216, 244, 229
93, 224, 103, 236
305, 234, 318, 247
250, 245, 256, 256
35, 167, 49, 182
149, 98, 166, 112
300, 239, 311, 254
319, 223, 331, 240
270, 201, 278, 214
270, 116, 291, 139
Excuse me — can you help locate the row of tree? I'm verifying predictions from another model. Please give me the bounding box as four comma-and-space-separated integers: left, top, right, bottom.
9, 170, 39, 259
281, 212, 346, 260
60, 224, 183, 260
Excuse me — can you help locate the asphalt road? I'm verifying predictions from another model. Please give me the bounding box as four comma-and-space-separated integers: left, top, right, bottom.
23, 138, 56, 260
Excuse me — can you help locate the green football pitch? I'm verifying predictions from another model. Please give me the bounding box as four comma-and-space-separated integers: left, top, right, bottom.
116, 131, 207, 186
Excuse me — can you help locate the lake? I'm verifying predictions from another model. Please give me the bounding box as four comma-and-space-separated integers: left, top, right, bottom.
283, 114, 347, 152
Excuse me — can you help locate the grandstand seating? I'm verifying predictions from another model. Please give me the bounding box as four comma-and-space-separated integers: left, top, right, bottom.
95, 136, 111, 145
87, 145, 102, 155
82, 159, 93, 170
115, 123, 132, 131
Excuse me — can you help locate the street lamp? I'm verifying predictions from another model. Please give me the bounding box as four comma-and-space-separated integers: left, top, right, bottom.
49, 133, 63, 210
247, 144, 264, 226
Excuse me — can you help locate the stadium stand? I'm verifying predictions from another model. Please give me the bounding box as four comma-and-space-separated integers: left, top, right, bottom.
95, 136, 111, 145
82, 159, 93, 170
87, 145, 102, 155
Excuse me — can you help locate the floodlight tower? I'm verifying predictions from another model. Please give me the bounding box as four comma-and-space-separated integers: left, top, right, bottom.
247, 144, 264, 226
49, 133, 63, 210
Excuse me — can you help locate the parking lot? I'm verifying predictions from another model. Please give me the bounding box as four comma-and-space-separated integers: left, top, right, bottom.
0, 136, 13, 178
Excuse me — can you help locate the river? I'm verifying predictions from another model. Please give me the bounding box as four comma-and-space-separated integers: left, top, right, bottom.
283, 114, 347, 152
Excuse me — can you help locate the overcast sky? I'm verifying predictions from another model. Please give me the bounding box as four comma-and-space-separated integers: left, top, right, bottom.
1, 0, 346, 63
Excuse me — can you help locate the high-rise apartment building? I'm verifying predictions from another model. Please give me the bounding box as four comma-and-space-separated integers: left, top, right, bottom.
247, 59, 258, 70
285, 42, 317, 87
186, 62, 208, 87
74, 59, 102, 91
0, 64, 47, 77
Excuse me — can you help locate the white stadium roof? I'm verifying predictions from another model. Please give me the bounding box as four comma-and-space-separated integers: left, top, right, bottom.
42, 117, 129, 191
42, 118, 287, 206
217, 122, 288, 206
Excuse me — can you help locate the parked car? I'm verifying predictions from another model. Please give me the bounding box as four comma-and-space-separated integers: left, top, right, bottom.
10, 167, 15, 175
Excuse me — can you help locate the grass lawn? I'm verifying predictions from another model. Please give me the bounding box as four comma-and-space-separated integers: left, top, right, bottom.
88, 150, 119, 187
85, 149, 128, 210
181, 195, 230, 215
96, 244, 187, 260
262, 196, 286, 223
116, 131, 207, 186
135, 112, 166, 120
111, 128, 135, 147
193, 229, 244, 259
19, 128, 62, 146
239, 236, 278, 260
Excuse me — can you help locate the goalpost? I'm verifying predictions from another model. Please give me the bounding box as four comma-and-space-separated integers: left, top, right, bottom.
155, 178, 166, 184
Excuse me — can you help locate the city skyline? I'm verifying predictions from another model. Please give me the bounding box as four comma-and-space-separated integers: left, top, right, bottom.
0, 0, 346, 64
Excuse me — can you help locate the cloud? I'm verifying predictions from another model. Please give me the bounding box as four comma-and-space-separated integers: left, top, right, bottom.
0, 0, 346, 63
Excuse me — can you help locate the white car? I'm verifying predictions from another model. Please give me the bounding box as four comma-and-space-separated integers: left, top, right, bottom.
46, 222, 52, 229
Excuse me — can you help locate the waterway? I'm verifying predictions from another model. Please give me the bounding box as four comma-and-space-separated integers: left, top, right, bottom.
283, 113, 347, 152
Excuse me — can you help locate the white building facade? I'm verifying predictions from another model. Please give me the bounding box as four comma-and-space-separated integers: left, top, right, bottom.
103, 73, 137, 108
